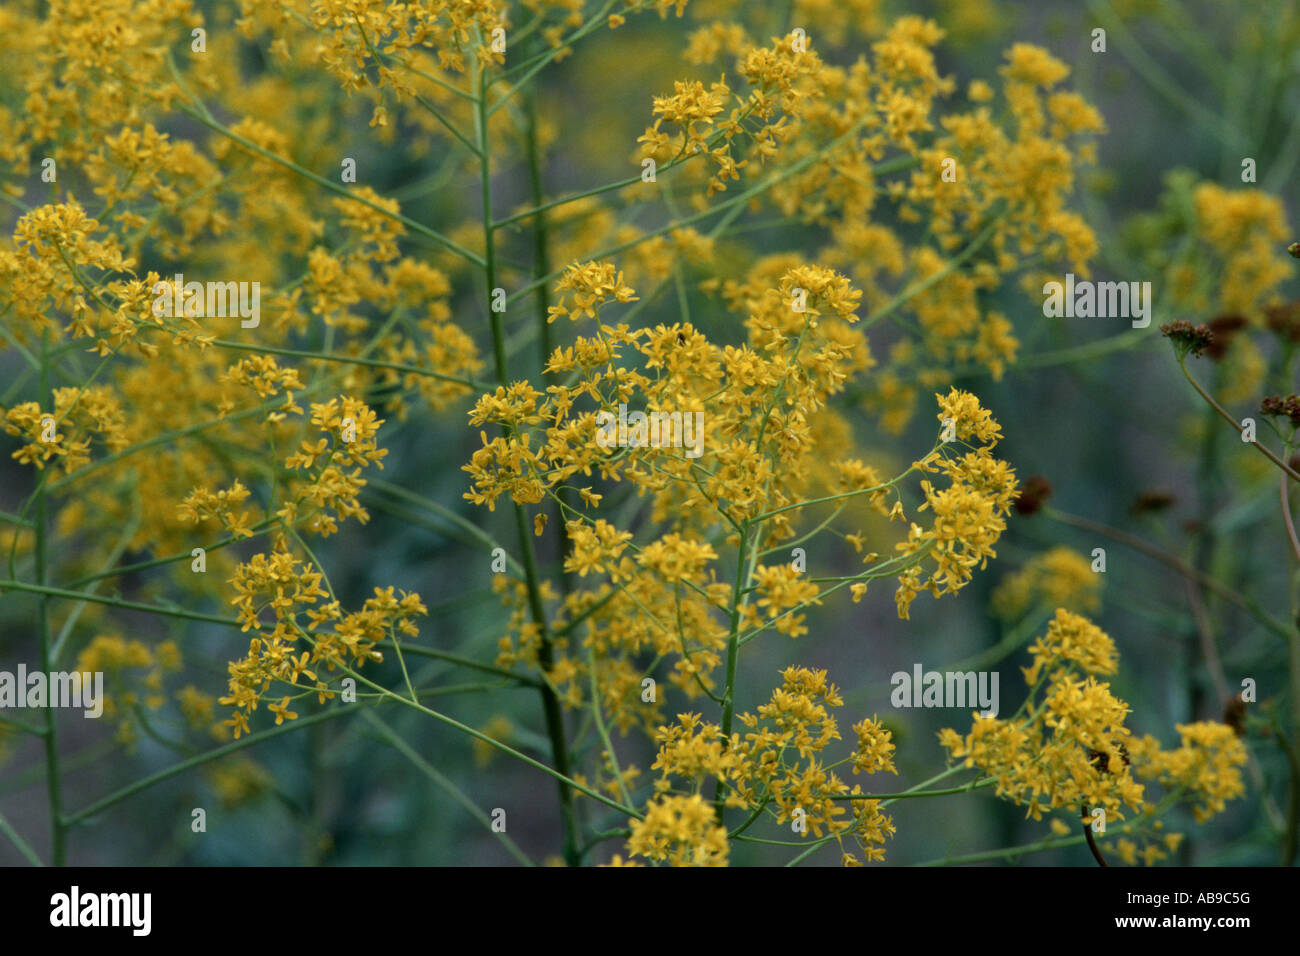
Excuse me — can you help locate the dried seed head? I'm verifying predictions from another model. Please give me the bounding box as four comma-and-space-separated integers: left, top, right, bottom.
1205, 314, 1247, 361
1259, 394, 1300, 427
1132, 489, 1176, 514
1013, 473, 1053, 516
1265, 300, 1300, 343
1160, 320, 1215, 359
1223, 696, 1246, 737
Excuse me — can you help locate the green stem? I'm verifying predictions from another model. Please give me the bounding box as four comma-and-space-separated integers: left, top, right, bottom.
1177, 357, 1300, 482
827, 777, 995, 801
914, 834, 1079, 866
0, 579, 241, 628
0, 714, 46, 736
861, 212, 1003, 330
35, 331, 65, 865
587, 644, 634, 811
525, 87, 574, 614
1044, 506, 1292, 640
360, 710, 535, 865
367, 479, 523, 575
63, 704, 356, 825
1083, 0, 1247, 152
475, 55, 580, 866
208, 339, 481, 390
176, 104, 484, 267
374, 641, 540, 686
0, 810, 44, 866
713, 520, 750, 821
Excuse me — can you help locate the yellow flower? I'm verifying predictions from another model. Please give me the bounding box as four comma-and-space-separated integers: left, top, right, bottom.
625, 794, 729, 866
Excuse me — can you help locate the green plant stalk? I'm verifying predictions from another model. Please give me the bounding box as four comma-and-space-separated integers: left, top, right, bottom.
524, 88, 574, 609
0, 579, 243, 627
35, 332, 66, 865
0, 810, 43, 866
361, 710, 535, 865
506, 145, 919, 307
1183, 376, 1226, 865
1044, 506, 1292, 640
1277, 728, 1300, 866
0, 713, 45, 736
208, 339, 481, 390
175, 104, 484, 267
62, 704, 358, 825
1284, 478, 1300, 864
915, 790, 1185, 866
475, 57, 580, 867
64, 519, 277, 590
294, 624, 641, 818
1178, 358, 1300, 482
714, 327, 825, 819
587, 644, 634, 812
826, 778, 995, 801
714, 520, 751, 821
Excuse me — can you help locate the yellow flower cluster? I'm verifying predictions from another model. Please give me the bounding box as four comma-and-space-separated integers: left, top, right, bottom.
221, 537, 428, 738
1021, 607, 1118, 686
1130, 722, 1248, 824
279, 397, 388, 536
267, 0, 507, 96
940, 609, 1247, 863
637, 668, 898, 865
627, 12, 1107, 432
1129, 173, 1294, 336
468, 263, 1013, 745
991, 546, 1101, 620
1193, 183, 1291, 315
75, 635, 184, 745
893, 389, 1018, 618
0, 0, 1261, 870
624, 793, 729, 866
546, 260, 639, 323
178, 480, 257, 540
4, 386, 128, 473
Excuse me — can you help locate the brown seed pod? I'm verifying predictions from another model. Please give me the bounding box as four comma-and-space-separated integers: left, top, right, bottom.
1014, 474, 1053, 516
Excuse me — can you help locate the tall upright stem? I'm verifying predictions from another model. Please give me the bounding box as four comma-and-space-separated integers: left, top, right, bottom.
37, 330, 66, 865
475, 59, 579, 865
525, 89, 572, 605
714, 520, 750, 820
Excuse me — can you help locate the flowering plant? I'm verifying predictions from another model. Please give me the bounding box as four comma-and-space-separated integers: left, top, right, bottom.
0, 0, 1290, 868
